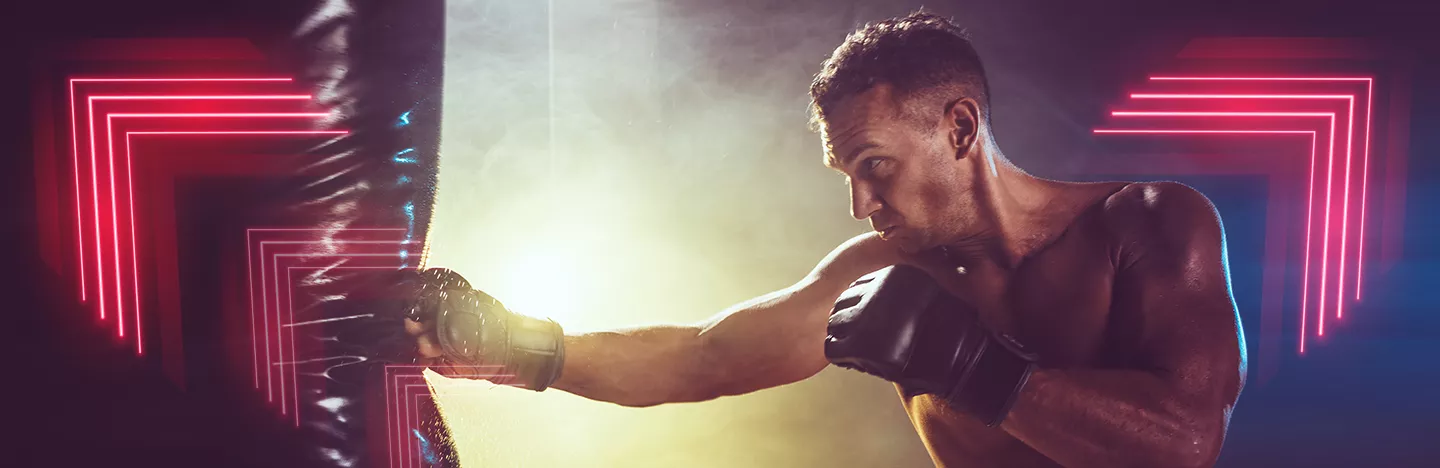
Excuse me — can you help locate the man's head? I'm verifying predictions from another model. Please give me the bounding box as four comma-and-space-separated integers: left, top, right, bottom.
810, 12, 997, 253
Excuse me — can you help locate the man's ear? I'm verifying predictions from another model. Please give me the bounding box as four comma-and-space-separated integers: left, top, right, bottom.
945, 98, 981, 159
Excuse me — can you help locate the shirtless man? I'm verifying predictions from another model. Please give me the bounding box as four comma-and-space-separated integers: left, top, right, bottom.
403, 12, 1246, 468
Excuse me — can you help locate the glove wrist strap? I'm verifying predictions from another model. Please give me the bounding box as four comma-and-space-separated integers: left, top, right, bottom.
945, 332, 1036, 427
501, 313, 566, 391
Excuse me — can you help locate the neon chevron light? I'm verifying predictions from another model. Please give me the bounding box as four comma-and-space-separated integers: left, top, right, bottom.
1148, 76, 1377, 301
120, 130, 345, 355
1128, 90, 1371, 316
1099, 74, 1379, 353
246, 228, 416, 421
1093, 128, 1319, 352
67, 78, 295, 303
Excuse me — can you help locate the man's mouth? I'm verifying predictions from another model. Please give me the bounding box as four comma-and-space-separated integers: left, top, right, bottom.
877, 226, 897, 238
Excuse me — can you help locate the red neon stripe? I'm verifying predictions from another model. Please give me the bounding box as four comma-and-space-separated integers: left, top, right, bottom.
1131, 93, 1354, 99
125, 132, 348, 356
1355, 79, 1375, 300
285, 264, 410, 427
1337, 96, 1356, 320
244, 229, 407, 398
1318, 114, 1337, 336
128, 131, 347, 135
1146, 75, 1378, 308
69, 77, 295, 306
68, 76, 304, 340
1092, 129, 1315, 134
1095, 127, 1320, 353
108, 113, 331, 118
106, 115, 125, 338
1131, 92, 1365, 320
87, 98, 106, 321
1150, 76, 1372, 81
125, 134, 141, 352
91, 94, 312, 100
68, 80, 87, 301
1112, 111, 1334, 117
101, 114, 333, 343
1112, 111, 1339, 339
247, 230, 259, 388
259, 244, 417, 414
70, 78, 293, 82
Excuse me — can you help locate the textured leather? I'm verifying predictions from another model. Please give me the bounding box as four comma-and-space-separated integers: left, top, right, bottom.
284, 0, 457, 466
825, 265, 1036, 427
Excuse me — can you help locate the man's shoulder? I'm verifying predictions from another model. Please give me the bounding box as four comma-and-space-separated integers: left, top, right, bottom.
1099, 182, 1224, 257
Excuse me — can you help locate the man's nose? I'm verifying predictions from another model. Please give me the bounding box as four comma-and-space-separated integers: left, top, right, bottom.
849, 181, 883, 221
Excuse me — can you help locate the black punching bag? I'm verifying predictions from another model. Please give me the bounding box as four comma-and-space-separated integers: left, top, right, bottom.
286, 0, 459, 466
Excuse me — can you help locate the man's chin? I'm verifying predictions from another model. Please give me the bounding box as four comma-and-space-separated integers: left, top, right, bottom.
879, 233, 926, 254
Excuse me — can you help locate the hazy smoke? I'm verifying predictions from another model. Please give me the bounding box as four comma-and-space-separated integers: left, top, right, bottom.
426, 0, 1085, 466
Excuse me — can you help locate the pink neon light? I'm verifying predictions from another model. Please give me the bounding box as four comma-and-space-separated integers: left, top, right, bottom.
244, 231, 411, 417
1150, 76, 1372, 81
68, 84, 86, 301
1355, 81, 1375, 300
90, 94, 312, 100
1093, 128, 1319, 353
1146, 75, 1378, 314
108, 112, 331, 118
107, 117, 329, 342
385, 366, 508, 468
1111, 111, 1338, 338
1092, 129, 1316, 134
86, 98, 106, 321
105, 114, 124, 338
1131, 93, 1354, 99
70, 78, 293, 82
1318, 114, 1337, 335
1337, 96, 1355, 320
1128, 92, 1367, 321
284, 265, 409, 427
124, 131, 347, 355
247, 230, 258, 388
98, 111, 333, 342
1112, 111, 1333, 117
73, 83, 321, 341
67, 77, 294, 303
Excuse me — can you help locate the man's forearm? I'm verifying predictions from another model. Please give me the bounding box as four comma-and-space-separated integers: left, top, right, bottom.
550, 326, 721, 407
999, 369, 1233, 468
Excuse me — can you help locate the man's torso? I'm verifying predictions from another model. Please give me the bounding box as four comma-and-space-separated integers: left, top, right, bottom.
895, 181, 1140, 467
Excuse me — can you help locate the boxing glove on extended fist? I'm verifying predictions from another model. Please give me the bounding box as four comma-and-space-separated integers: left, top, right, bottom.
825, 265, 1037, 427
404, 268, 566, 391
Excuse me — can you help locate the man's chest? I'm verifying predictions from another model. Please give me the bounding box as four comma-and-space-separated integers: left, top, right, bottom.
915, 233, 1122, 367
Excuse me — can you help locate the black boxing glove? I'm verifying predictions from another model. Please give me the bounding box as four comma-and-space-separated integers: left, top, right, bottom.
824, 265, 1037, 427
406, 268, 566, 391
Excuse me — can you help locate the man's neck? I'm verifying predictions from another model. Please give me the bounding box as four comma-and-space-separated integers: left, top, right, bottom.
945, 155, 1072, 270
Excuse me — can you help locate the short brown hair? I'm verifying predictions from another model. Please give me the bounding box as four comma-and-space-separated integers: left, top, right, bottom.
808, 12, 990, 131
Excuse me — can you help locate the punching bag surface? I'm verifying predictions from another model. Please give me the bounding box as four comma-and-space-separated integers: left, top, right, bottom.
286, 0, 456, 466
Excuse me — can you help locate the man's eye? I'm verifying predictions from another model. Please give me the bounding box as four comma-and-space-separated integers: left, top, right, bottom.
862, 157, 886, 173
